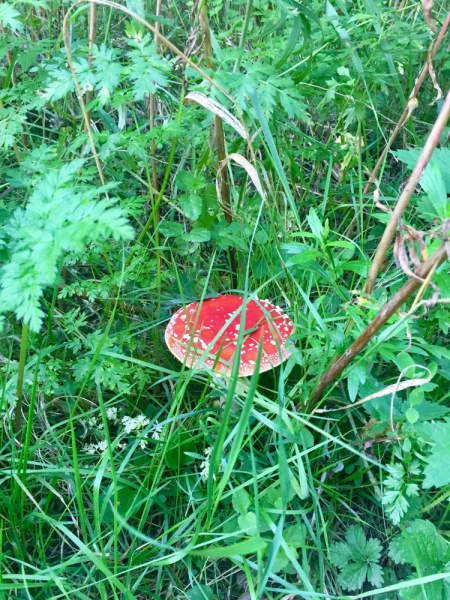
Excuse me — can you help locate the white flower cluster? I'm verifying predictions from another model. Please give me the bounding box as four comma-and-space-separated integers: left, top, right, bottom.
83, 415, 105, 430
84, 440, 108, 455
84, 439, 127, 455
151, 420, 164, 441
200, 447, 213, 480
106, 406, 118, 422
121, 413, 152, 450
122, 414, 149, 434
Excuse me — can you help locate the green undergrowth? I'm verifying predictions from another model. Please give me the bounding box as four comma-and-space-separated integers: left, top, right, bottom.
1, 0, 450, 598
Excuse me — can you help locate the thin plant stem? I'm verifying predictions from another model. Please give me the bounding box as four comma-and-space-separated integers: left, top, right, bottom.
103, 6, 114, 43
363, 11, 450, 197
15, 323, 29, 438
125, 86, 185, 266
344, 12, 450, 239
85, 0, 97, 127
200, 0, 238, 288
233, 0, 253, 72
150, 0, 162, 324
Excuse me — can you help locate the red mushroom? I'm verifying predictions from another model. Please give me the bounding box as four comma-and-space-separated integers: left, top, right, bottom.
165, 294, 294, 376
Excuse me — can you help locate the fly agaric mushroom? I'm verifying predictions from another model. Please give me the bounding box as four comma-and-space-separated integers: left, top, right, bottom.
165, 294, 294, 376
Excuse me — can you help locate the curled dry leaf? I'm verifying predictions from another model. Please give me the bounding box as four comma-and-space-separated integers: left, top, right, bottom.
218, 152, 265, 198
427, 40, 442, 105
394, 231, 416, 279
184, 91, 247, 138
422, 0, 438, 33
403, 224, 427, 263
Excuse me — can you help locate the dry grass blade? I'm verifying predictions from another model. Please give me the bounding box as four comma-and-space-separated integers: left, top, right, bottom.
219, 153, 265, 197
427, 39, 443, 104
314, 375, 432, 413
394, 231, 417, 279
422, 0, 438, 33
184, 91, 247, 139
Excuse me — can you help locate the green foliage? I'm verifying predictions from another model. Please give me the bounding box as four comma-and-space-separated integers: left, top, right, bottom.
0, 3, 23, 31
382, 457, 421, 525
330, 525, 384, 591
421, 419, 450, 489
389, 520, 450, 600
186, 585, 215, 600
0, 161, 133, 330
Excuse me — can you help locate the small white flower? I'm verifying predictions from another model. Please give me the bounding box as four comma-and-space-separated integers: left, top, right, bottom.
151, 420, 164, 441
84, 440, 108, 455
106, 407, 118, 421
122, 414, 149, 434
200, 447, 215, 480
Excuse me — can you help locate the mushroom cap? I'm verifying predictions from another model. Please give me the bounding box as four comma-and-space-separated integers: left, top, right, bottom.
165, 294, 294, 377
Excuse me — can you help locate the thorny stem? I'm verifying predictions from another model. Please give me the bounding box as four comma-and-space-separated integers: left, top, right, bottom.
364, 90, 450, 295
15, 323, 29, 439
308, 243, 448, 407
199, 0, 238, 288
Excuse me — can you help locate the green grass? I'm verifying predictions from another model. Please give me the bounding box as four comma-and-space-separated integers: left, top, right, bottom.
1, 0, 450, 597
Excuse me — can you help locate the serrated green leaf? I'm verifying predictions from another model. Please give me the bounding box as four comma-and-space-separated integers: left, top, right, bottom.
338, 562, 368, 591
423, 419, 450, 488
419, 164, 449, 219
238, 511, 257, 535
182, 227, 211, 243
284, 524, 304, 549
186, 585, 215, 600
330, 525, 384, 590
0, 3, 23, 32
180, 193, 203, 221
176, 171, 206, 192
158, 222, 184, 237
232, 488, 250, 514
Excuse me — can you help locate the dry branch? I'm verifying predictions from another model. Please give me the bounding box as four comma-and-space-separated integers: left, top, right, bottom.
365, 90, 450, 295
308, 243, 448, 408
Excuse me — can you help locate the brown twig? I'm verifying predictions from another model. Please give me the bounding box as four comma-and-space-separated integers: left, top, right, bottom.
307, 242, 448, 408
363, 12, 450, 198
345, 12, 450, 239
364, 90, 450, 295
